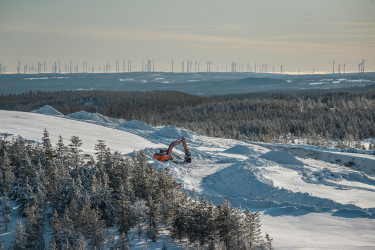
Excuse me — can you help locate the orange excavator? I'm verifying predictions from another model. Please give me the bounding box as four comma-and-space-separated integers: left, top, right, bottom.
153, 137, 192, 163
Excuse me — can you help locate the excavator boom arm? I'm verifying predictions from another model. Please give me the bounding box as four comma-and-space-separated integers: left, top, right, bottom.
167, 137, 189, 155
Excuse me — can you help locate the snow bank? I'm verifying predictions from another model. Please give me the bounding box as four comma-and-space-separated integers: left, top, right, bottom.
67, 111, 117, 124
32, 105, 63, 116
223, 145, 256, 155
121, 120, 155, 131
261, 150, 304, 165
154, 126, 192, 139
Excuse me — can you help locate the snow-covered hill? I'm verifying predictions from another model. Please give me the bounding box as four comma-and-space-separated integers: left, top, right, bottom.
1, 107, 375, 249
1, 72, 375, 96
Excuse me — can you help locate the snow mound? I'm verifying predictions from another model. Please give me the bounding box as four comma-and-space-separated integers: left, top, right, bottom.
121, 120, 155, 131
67, 111, 116, 123
32, 105, 63, 116
261, 150, 303, 165
154, 126, 192, 139
223, 145, 256, 155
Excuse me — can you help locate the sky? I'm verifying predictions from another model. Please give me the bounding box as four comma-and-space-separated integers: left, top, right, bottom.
0, 0, 374, 74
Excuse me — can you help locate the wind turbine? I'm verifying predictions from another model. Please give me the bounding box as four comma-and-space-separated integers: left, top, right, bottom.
362, 59, 365, 73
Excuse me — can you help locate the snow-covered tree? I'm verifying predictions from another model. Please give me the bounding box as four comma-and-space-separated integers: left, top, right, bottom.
2, 198, 11, 231
243, 208, 262, 248
132, 199, 147, 239
0, 151, 14, 195
24, 202, 45, 249
13, 221, 27, 250
68, 136, 83, 170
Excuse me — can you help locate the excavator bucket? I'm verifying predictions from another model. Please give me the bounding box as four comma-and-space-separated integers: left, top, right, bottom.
184, 155, 192, 163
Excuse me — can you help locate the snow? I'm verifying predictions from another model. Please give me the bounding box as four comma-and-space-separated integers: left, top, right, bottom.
1, 108, 375, 249
153, 126, 192, 139
261, 150, 304, 165
121, 120, 155, 131
67, 110, 119, 124
222, 145, 257, 155
1, 72, 375, 96
0, 110, 163, 155
32, 105, 63, 116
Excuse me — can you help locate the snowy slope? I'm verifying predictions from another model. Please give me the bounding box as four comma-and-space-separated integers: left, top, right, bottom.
0, 110, 164, 155
1, 108, 375, 249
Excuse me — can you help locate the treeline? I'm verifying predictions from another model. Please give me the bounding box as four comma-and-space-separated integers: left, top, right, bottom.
1, 90, 375, 146
171, 91, 375, 147
0, 132, 273, 249
0, 90, 211, 121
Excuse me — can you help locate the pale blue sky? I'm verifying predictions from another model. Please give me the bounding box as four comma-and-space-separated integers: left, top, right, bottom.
1, 0, 374, 73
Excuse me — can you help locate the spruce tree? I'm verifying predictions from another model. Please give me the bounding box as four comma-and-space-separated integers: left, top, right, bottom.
13, 221, 27, 250
68, 136, 83, 170
24, 202, 45, 250
243, 208, 262, 248
215, 200, 236, 249
117, 199, 135, 235
0, 151, 14, 195
2, 198, 11, 231
42, 128, 54, 163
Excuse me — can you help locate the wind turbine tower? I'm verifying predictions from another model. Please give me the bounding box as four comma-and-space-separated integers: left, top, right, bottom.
17, 61, 21, 74
332, 61, 335, 75
362, 59, 365, 73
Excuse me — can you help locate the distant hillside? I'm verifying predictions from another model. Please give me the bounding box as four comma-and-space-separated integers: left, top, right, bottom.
1, 89, 375, 145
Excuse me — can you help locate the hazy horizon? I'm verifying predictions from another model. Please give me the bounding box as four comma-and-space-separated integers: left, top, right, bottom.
1, 0, 374, 74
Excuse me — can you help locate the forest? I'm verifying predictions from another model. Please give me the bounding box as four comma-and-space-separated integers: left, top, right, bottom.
1, 89, 375, 148
0, 131, 273, 249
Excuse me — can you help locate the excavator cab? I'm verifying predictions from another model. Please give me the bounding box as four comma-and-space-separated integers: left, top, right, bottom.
159, 148, 168, 154
153, 137, 192, 163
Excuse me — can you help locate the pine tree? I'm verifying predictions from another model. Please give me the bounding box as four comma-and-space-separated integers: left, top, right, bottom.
171, 204, 188, 242
2, 198, 11, 231
48, 238, 57, 250
263, 233, 274, 250
50, 210, 63, 250
74, 233, 87, 250
24, 202, 45, 250
117, 199, 135, 235
132, 199, 147, 239
215, 200, 237, 249
146, 196, 159, 242
107, 232, 116, 250
13, 221, 27, 250
115, 232, 130, 250
55, 135, 67, 160
188, 198, 215, 246
95, 140, 108, 168
68, 136, 83, 170
243, 208, 262, 248
0, 151, 14, 195
42, 128, 54, 163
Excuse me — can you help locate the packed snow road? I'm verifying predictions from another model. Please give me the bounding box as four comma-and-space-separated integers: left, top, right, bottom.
1, 108, 375, 249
